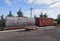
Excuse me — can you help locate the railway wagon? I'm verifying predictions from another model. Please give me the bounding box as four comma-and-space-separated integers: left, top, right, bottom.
5, 17, 35, 27
35, 18, 54, 27
5, 17, 54, 30
5, 17, 35, 30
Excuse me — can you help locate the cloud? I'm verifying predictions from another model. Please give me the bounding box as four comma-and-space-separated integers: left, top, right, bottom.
24, 9, 46, 17
24, 0, 60, 19
48, 2, 60, 9
24, 8, 60, 19
45, 9, 59, 19
4, 0, 60, 19
18, 0, 22, 2
5, 0, 12, 6
46, 2, 60, 19
13, 0, 16, 3
26, 0, 35, 4
4, 0, 22, 6
26, 0, 59, 5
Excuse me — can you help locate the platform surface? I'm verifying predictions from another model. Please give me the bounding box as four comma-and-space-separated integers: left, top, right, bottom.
0, 26, 60, 41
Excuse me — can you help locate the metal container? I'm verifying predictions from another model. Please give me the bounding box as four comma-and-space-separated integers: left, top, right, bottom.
35, 18, 54, 26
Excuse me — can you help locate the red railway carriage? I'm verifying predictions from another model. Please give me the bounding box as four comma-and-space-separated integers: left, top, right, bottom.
35, 18, 54, 27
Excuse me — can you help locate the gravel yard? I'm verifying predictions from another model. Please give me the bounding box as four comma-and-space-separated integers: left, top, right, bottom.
0, 26, 60, 41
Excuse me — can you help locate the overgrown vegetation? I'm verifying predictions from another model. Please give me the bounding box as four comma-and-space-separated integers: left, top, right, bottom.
0, 15, 5, 31
57, 14, 60, 24
0, 9, 24, 31
40, 12, 48, 18
7, 11, 13, 17
17, 9, 23, 17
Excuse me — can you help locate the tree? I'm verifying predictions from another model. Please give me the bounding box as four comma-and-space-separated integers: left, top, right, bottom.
17, 9, 23, 17
34, 15, 37, 18
44, 13, 48, 18
0, 15, 5, 31
1, 15, 5, 22
7, 11, 13, 17
57, 14, 60, 24
1, 15, 4, 20
40, 12, 43, 18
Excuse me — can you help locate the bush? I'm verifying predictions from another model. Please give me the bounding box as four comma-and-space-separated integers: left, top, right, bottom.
57, 18, 60, 24
0, 19, 5, 31
0, 27, 4, 31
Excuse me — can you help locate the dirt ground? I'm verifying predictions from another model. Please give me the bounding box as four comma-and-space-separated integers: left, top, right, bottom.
0, 26, 60, 41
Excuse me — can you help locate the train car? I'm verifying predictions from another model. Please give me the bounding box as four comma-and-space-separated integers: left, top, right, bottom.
35, 18, 54, 27
5, 17, 35, 27
5, 17, 54, 30
4, 17, 35, 30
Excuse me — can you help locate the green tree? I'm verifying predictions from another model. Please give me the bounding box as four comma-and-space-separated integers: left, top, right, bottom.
57, 14, 60, 24
1, 15, 4, 20
1, 15, 5, 22
44, 13, 48, 18
0, 15, 5, 31
34, 15, 37, 18
17, 9, 23, 17
7, 11, 13, 17
40, 12, 43, 18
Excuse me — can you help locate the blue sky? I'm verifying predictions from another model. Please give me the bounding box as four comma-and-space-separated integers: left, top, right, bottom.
0, 0, 60, 19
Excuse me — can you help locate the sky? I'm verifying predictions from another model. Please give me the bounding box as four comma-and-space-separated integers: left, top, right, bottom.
0, 0, 60, 19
